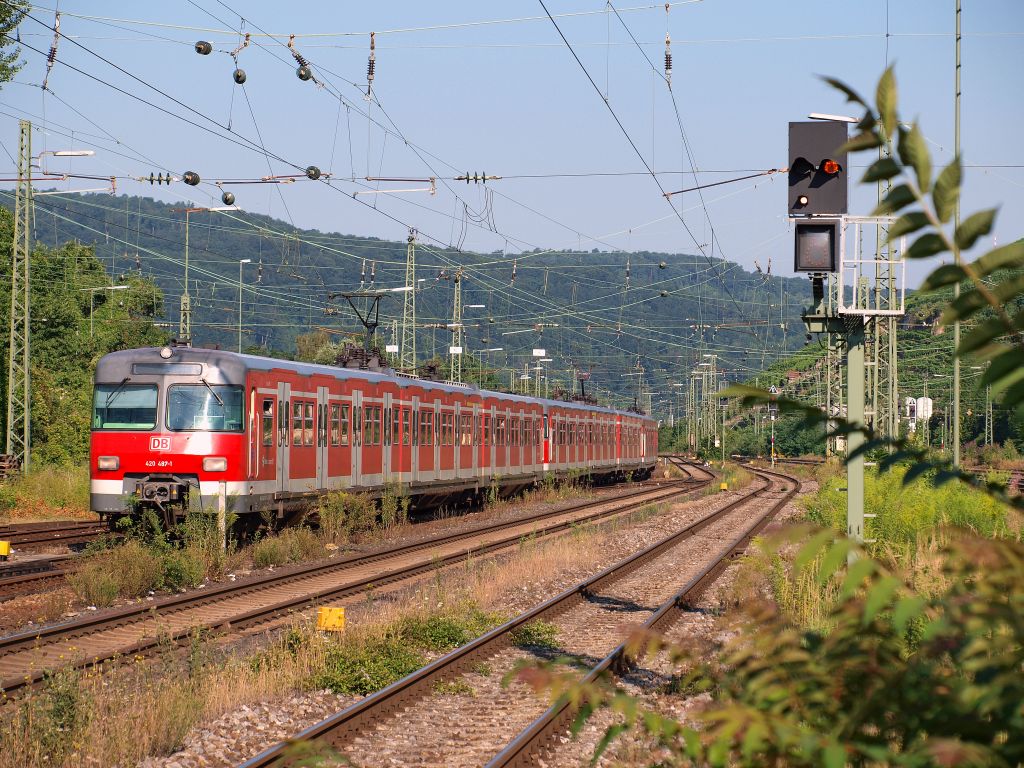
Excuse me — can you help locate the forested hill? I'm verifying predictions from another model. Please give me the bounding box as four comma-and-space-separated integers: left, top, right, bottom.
10, 191, 811, 408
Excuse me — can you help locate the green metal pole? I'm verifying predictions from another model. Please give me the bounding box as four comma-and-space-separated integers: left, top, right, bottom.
847, 319, 866, 545
952, 0, 962, 466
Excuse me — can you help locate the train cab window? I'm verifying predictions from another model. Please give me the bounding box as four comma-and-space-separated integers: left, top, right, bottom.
303, 402, 314, 446
262, 399, 274, 446
93, 383, 158, 431
401, 408, 411, 446
166, 384, 243, 432
330, 403, 341, 447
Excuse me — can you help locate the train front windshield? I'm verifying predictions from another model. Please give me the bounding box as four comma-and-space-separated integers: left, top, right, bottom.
167, 384, 244, 432
92, 383, 158, 430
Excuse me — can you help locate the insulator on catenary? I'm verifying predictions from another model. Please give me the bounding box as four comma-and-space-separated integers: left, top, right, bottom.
195, 40, 213, 55
221, 190, 235, 206
233, 68, 246, 84
365, 31, 376, 99
182, 171, 200, 186
664, 34, 672, 84
305, 165, 321, 180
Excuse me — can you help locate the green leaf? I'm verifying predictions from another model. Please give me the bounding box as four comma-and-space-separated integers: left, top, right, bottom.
823, 742, 847, 768
897, 122, 931, 191
863, 575, 902, 623
920, 264, 966, 291
941, 289, 989, 324
871, 184, 915, 216
958, 318, 1008, 357
974, 240, 1024, 278
794, 529, 836, 576
887, 212, 929, 241
840, 556, 877, 599
820, 76, 867, 106
906, 233, 947, 260
953, 208, 997, 251
903, 461, 935, 485
999, 377, 1024, 411
892, 595, 927, 634
980, 348, 1021, 388
816, 540, 854, 585
932, 156, 961, 223
861, 157, 900, 183
876, 65, 897, 138
838, 130, 884, 155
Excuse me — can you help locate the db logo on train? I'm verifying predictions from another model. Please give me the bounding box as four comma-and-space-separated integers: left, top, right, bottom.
149, 437, 172, 451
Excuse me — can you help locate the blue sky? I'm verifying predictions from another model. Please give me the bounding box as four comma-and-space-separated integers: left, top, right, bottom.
2, 1, 1022, 287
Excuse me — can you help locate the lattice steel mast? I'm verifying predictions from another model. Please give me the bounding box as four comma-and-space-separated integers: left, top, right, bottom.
5, 121, 32, 469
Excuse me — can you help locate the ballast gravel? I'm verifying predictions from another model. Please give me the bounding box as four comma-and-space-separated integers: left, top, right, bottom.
141, 472, 789, 768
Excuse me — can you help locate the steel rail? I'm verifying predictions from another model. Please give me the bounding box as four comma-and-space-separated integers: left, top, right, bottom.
237, 467, 785, 768
486, 467, 799, 767
0, 476, 707, 694
0, 521, 108, 548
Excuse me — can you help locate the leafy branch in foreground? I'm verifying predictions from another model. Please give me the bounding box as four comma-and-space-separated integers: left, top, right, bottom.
516, 529, 1024, 767
513, 66, 1024, 767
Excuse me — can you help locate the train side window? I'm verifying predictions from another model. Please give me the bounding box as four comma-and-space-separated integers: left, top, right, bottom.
482, 415, 490, 446
363, 405, 374, 446
262, 399, 274, 447
402, 408, 411, 446
340, 403, 350, 446
292, 401, 303, 446
419, 410, 433, 446
330, 403, 341, 446
304, 402, 314, 446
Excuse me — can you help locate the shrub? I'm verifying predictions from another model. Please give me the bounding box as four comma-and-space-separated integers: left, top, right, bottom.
68, 540, 163, 605
508, 620, 559, 649
161, 548, 206, 591
311, 638, 424, 696
398, 606, 502, 652
252, 528, 325, 568
805, 466, 1010, 553
316, 491, 377, 541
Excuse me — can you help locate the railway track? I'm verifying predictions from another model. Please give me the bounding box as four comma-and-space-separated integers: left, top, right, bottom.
0, 519, 108, 549
0, 470, 710, 695
238, 466, 797, 768
0, 555, 74, 601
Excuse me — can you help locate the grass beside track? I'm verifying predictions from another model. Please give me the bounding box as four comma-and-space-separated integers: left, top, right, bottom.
0, 501, 667, 768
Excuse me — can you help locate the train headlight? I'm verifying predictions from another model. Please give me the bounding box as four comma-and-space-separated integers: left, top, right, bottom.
97, 456, 119, 471
203, 456, 227, 472
159, 346, 173, 359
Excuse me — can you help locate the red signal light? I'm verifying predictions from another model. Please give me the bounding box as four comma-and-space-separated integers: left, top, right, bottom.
821, 159, 841, 176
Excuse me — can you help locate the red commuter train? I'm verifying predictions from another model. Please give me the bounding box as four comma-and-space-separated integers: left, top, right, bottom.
90, 345, 658, 529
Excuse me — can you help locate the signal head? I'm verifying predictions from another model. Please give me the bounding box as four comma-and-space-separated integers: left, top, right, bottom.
820, 159, 841, 176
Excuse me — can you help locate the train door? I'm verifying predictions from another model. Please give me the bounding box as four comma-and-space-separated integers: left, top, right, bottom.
433, 400, 441, 481
276, 381, 291, 494
351, 389, 363, 487
382, 391, 393, 484
411, 395, 420, 482
316, 386, 329, 490
254, 392, 276, 486
542, 411, 550, 468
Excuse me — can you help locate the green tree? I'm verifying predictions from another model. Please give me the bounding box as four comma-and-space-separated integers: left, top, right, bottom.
0, 1, 25, 86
